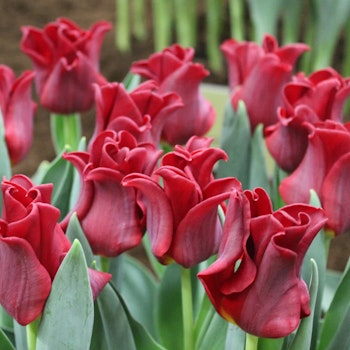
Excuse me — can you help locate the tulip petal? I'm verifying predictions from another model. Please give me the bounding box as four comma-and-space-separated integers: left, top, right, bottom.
0, 236, 51, 325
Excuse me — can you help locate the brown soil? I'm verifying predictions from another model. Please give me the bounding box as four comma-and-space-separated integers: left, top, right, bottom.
0, 0, 348, 272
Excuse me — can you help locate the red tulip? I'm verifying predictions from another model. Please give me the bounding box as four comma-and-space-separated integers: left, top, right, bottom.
221, 34, 309, 131
61, 130, 162, 257
0, 175, 111, 325
280, 120, 350, 235
0, 65, 36, 165
198, 188, 327, 338
131, 44, 215, 145
265, 68, 350, 172
90, 80, 182, 148
123, 136, 241, 267
21, 17, 111, 114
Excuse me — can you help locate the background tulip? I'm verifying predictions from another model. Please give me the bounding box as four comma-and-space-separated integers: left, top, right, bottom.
221, 34, 309, 131
131, 44, 216, 145
0, 65, 36, 165
265, 68, 350, 172
198, 188, 327, 338
20, 17, 111, 114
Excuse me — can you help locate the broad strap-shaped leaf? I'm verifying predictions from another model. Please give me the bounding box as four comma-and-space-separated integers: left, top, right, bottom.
0, 328, 15, 350
41, 147, 74, 220
317, 258, 350, 350
216, 100, 251, 189
122, 72, 141, 92
36, 240, 94, 350
249, 123, 270, 191
225, 323, 246, 350
289, 259, 319, 350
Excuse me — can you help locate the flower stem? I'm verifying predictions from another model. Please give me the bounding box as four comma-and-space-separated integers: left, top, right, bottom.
26, 317, 40, 350
50, 112, 82, 154
181, 267, 194, 350
245, 333, 258, 350
100, 256, 111, 273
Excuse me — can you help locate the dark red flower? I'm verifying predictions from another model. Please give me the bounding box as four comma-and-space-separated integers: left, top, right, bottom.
265, 68, 350, 172
280, 120, 350, 235
131, 44, 215, 145
123, 136, 241, 267
20, 17, 111, 114
0, 175, 111, 325
61, 130, 162, 257
198, 188, 327, 338
221, 34, 309, 131
0, 65, 36, 165
90, 80, 182, 148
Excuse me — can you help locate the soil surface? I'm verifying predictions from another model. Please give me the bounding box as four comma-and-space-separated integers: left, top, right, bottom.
0, 0, 349, 271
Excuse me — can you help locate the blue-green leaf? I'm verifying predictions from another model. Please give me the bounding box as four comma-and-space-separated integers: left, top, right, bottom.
122, 72, 141, 92
0, 328, 15, 350
249, 123, 270, 191
36, 240, 94, 350
289, 259, 319, 350
225, 323, 246, 350
317, 258, 350, 350
155, 264, 183, 350
216, 101, 251, 189
40, 148, 74, 220
119, 255, 158, 338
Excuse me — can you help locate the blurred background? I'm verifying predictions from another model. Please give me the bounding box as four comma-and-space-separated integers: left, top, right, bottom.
0, 0, 349, 270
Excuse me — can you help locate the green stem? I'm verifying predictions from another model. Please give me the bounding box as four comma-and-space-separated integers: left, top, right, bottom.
115, 0, 130, 51
181, 267, 194, 350
50, 113, 82, 154
245, 333, 258, 350
175, 0, 197, 47
100, 256, 111, 273
152, 0, 173, 51
229, 0, 244, 40
26, 317, 40, 350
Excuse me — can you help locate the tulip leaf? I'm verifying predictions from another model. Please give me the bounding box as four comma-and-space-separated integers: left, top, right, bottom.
41, 148, 75, 220
155, 264, 183, 350
225, 323, 246, 350
122, 72, 141, 92
36, 240, 94, 350
194, 292, 215, 344
0, 110, 11, 215
0, 328, 15, 350
142, 235, 166, 279
317, 258, 350, 350
119, 255, 158, 338
249, 123, 270, 191
196, 311, 227, 350
257, 337, 284, 350
13, 322, 27, 350
65, 213, 94, 266
289, 259, 319, 350
92, 282, 165, 350
325, 305, 350, 350
92, 283, 136, 350
216, 100, 251, 189
322, 269, 342, 312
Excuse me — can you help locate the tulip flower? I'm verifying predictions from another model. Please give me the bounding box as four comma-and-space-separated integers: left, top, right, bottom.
0, 65, 36, 165
0, 175, 111, 325
265, 68, 350, 172
131, 44, 216, 145
123, 136, 241, 267
90, 80, 182, 148
221, 34, 309, 131
20, 17, 111, 114
61, 130, 162, 257
198, 188, 327, 338
280, 120, 350, 236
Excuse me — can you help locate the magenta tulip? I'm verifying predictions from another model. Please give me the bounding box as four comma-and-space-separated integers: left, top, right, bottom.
123, 136, 241, 267
61, 130, 162, 257
198, 188, 327, 338
131, 44, 215, 145
0, 65, 36, 165
221, 34, 309, 131
21, 17, 111, 113
0, 175, 111, 325
265, 68, 350, 172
